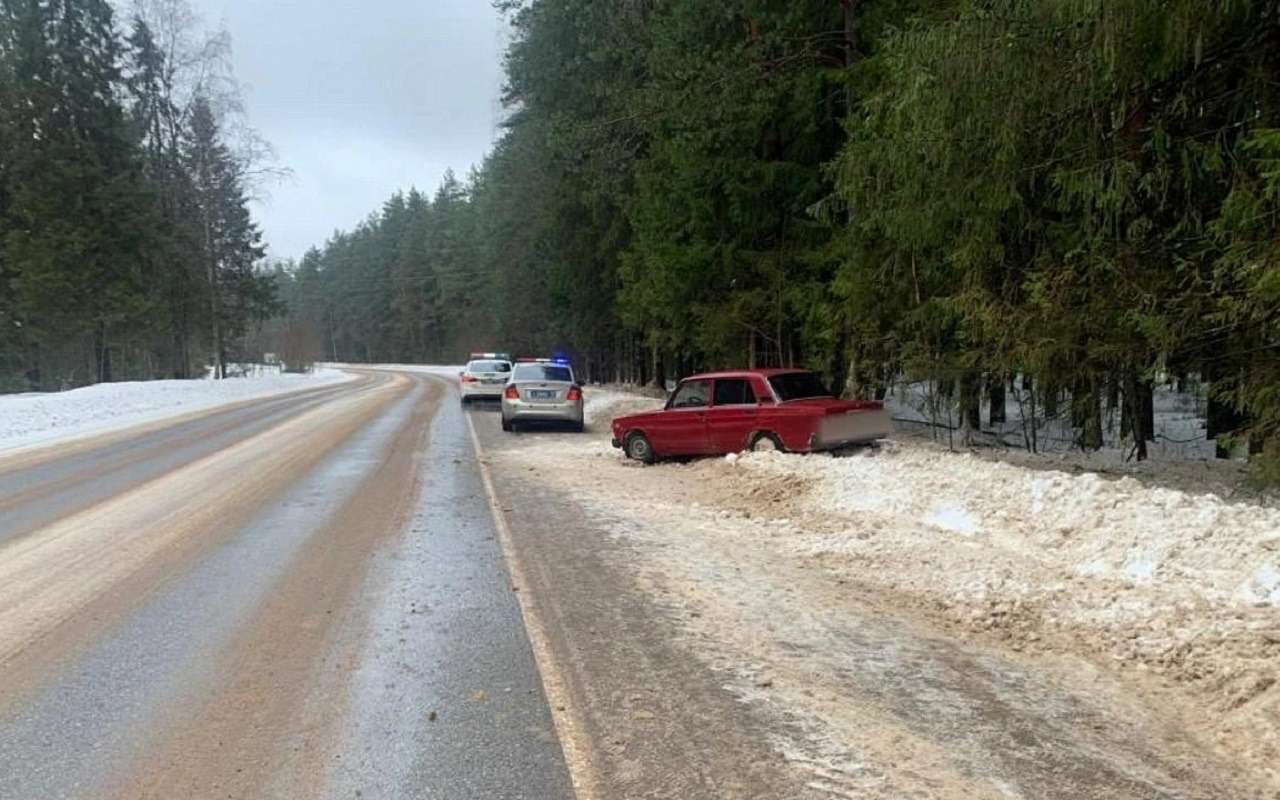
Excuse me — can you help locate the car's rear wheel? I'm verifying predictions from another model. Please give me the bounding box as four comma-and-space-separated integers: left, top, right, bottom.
624, 432, 655, 464
570, 420, 584, 433
749, 431, 784, 453
501, 416, 513, 432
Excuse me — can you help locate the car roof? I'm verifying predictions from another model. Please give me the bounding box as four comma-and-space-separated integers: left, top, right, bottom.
682, 368, 809, 381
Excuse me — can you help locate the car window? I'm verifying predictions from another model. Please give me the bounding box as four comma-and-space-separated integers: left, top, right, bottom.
512, 364, 573, 382
468, 360, 510, 373
669, 380, 711, 409
767, 372, 831, 401
713, 378, 754, 406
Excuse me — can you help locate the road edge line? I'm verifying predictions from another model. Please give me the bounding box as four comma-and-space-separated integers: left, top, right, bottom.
464, 411, 598, 800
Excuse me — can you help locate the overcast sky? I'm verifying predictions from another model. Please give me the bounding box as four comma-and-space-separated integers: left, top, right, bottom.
189, 0, 508, 261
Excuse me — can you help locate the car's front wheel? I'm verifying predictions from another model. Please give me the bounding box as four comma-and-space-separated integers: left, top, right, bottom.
624, 431, 655, 464
749, 431, 785, 453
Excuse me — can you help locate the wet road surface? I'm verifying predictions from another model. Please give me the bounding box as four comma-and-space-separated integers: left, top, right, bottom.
0, 369, 573, 800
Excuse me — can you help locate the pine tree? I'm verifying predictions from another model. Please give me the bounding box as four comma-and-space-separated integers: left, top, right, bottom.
184, 95, 272, 377
0, 0, 154, 386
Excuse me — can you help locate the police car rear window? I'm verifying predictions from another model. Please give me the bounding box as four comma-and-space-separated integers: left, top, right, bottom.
513, 364, 572, 382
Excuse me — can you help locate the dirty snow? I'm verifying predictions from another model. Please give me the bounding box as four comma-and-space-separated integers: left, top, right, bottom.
0, 368, 353, 454
496, 385, 1280, 794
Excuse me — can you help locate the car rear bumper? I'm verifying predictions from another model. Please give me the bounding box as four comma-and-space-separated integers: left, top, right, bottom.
810, 407, 893, 450
501, 398, 584, 423
461, 381, 507, 399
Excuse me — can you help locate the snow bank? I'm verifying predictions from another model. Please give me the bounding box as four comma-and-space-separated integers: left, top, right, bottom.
738, 446, 1280, 607
582, 385, 664, 427
0, 368, 353, 454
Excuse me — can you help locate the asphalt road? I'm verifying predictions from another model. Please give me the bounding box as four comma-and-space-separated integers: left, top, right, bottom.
0, 369, 573, 800
5, 369, 1256, 800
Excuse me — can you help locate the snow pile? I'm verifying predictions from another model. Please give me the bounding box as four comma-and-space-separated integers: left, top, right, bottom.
0, 368, 353, 453
737, 446, 1280, 607
737, 450, 1274, 604
582, 385, 664, 428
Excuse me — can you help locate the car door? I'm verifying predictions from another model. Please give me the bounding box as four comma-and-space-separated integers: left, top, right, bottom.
648, 379, 712, 455
706, 378, 759, 452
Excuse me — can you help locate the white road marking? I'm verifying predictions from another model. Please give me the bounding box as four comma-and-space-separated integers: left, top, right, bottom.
464, 405, 598, 800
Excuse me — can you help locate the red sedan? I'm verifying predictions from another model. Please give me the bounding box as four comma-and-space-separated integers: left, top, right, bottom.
610, 369, 892, 463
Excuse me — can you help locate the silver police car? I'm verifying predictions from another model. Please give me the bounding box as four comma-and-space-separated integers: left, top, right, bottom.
501, 359, 584, 432
459, 353, 512, 404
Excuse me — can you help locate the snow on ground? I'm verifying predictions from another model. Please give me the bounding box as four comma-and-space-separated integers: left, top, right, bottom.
888, 379, 1219, 461
497, 386, 1280, 792
582, 383, 665, 423
0, 368, 353, 454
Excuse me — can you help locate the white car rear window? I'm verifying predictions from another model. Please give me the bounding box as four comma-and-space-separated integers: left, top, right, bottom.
468, 360, 511, 373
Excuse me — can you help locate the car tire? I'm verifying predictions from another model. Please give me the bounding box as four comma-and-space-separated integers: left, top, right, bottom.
501, 416, 513, 432
749, 431, 785, 453
571, 419, 584, 433
624, 432, 655, 464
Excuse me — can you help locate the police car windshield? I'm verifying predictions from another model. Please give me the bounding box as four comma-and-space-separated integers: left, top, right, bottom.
513, 364, 572, 382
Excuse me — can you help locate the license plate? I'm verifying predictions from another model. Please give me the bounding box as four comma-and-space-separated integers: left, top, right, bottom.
529, 390, 556, 400
484, 379, 505, 384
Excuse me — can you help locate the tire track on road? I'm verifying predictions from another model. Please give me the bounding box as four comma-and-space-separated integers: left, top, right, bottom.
0, 372, 410, 710
105, 374, 444, 799
0, 375, 379, 546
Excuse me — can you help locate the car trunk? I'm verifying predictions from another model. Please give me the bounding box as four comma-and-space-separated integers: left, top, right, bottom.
787, 398, 892, 447
517, 382, 570, 403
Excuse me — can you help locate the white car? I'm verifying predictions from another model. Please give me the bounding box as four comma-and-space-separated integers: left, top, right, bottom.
459, 354, 513, 403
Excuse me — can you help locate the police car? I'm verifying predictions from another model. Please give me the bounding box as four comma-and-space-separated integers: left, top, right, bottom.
501, 357, 584, 432
459, 353, 513, 403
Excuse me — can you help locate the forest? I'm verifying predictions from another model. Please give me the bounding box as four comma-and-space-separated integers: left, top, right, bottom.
282, 0, 1280, 471
0, 0, 276, 388
4, 0, 1280, 473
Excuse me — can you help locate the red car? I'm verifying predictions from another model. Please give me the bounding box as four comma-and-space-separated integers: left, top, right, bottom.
610, 369, 892, 463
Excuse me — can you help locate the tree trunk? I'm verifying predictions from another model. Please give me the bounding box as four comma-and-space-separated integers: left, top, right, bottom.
959, 372, 982, 439
829, 321, 850, 399
94, 322, 112, 383
1123, 368, 1149, 461
1140, 381, 1154, 442
205, 214, 224, 380
1074, 377, 1103, 451
1042, 382, 1059, 418
1207, 394, 1247, 459
988, 374, 1006, 425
